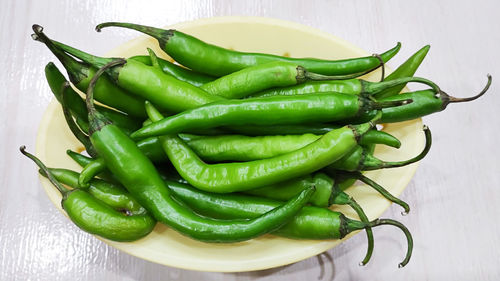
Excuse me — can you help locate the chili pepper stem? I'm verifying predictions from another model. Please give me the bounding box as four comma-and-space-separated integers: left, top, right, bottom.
36, 31, 115, 75
60, 82, 98, 158
345, 217, 413, 267
371, 53, 385, 82
20, 146, 69, 195
362, 125, 431, 170
31, 25, 88, 83
85, 59, 126, 134
341, 171, 410, 214
96, 22, 174, 50
347, 199, 374, 266
349, 111, 382, 141
439, 74, 492, 109
362, 76, 441, 96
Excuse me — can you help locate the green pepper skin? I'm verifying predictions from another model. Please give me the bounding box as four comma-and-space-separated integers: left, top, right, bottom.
96, 22, 401, 77
45, 63, 141, 134
201, 61, 305, 99
250, 79, 363, 98
131, 93, 366, 140
180, 133, 322, 162
62, 190, 156, 241
90, 122, 314, 242
374, 45, 430, 99
46, 168, 148, 215
130, 55, 215, 87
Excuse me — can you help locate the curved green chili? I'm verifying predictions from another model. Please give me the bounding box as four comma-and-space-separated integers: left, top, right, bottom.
21, 146, 156, 242
95, 22, 400, 77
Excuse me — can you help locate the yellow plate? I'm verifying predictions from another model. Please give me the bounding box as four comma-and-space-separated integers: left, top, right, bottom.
36, 16, 424, 272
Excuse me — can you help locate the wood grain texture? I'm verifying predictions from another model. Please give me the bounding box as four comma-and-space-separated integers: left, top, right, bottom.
1, 0, 499, 280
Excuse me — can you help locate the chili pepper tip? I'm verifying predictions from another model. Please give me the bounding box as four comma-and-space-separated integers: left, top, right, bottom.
32, 24, 43, 33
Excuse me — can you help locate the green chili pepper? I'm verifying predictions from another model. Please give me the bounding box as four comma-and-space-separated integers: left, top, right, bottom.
45, 62, 141, 135
145, 101, 382, 192
129, 55, 215, 87
350, 78, 491, 124
375, 45, 430, 99
165, 179, 412, 267
250, 75, 439, 99
200, 60, 382, 99
33, 28, 147, 118
80, 58, 315, 243
95, 22, 401, 77
20, 146, 156, 242
132, 92, 409, 140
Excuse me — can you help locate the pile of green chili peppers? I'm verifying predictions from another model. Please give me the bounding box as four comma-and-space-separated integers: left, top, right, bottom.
22, 22, 491, 268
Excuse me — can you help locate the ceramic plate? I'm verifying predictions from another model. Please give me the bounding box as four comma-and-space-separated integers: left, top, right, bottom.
36, 16, 424, 272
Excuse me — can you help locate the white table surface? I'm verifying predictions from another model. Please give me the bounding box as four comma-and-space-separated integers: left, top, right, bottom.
1, 0, 499, 280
